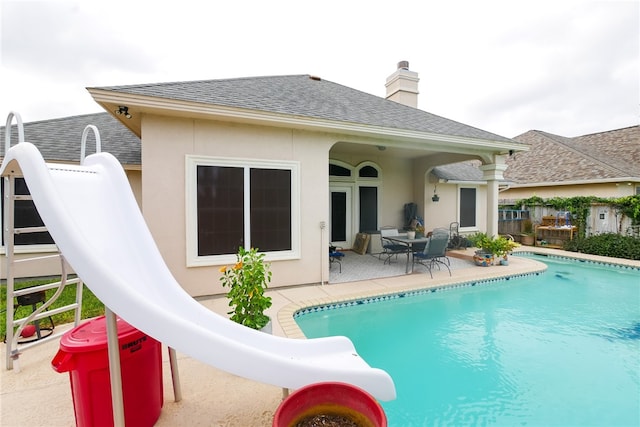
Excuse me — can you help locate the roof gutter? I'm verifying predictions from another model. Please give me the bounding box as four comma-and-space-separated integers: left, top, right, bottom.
505, 177, 640, 188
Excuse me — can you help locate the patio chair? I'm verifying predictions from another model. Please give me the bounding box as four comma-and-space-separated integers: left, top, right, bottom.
412, 232, 451, 278
329, 245, 345, 273
379, 227, 406, 265
431, 227, 451, 265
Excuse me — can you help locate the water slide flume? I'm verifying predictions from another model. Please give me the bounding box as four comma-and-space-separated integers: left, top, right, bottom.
0, 142, 396, 402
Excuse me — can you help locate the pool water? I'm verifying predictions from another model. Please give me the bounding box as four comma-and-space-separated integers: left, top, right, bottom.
295, 255, 640, 426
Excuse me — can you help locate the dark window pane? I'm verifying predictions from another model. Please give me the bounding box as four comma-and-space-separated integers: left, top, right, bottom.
329, 164, 351, 177
1, 178, 54, 245
460, 188, 476, 227
359, 186, 378, 233
197, 166, 244, 256
250, 168, 291, 252
331, 192, 347, 242
359, 166, 378, 178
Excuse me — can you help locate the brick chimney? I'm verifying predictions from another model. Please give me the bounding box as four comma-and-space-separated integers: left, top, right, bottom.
385, 61, 419, 108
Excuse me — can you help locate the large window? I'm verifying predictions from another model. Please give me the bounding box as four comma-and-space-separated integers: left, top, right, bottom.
459, 187, 477, 228
359, 186, 378, 233
187, 156, 299, 265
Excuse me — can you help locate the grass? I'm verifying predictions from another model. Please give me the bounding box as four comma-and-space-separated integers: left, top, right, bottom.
1, 277, 105, 340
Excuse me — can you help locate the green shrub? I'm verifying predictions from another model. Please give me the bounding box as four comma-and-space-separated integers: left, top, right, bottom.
564, 233, 640, 260
219, 247, 272, 330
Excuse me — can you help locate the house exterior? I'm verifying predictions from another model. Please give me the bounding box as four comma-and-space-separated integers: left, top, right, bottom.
498, 126, 640, 237
3, 63, 525, 294
500, 126, 640, 200
0, 113, 141, 279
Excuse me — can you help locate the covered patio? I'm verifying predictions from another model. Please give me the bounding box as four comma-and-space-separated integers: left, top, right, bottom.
328, 247, 475, 284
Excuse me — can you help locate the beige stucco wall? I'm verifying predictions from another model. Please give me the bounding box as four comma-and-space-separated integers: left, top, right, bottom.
423, 183, 488, 235
125, 168, 142, 207
139, 114, 467, 297
141, 115, 338, 296
500, 182, 637, 201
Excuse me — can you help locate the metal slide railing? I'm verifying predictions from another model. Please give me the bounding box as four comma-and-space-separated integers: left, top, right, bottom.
3, 112, 86, 370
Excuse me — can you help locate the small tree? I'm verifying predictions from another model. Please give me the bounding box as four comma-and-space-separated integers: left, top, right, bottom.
219, 247, 272, 330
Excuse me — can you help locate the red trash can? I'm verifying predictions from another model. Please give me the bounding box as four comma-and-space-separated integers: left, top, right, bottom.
52, 316, 163, 427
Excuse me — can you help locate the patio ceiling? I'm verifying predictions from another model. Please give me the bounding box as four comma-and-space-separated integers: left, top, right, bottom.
331, 140, 442, 160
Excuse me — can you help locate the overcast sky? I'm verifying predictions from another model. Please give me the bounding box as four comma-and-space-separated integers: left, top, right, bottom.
1, 0, 638, 138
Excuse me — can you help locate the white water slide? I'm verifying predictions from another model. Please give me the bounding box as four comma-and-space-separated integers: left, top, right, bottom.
1, 141, 396, 402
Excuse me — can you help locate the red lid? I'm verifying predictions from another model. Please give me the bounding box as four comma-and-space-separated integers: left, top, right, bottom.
60, 315, 142, 352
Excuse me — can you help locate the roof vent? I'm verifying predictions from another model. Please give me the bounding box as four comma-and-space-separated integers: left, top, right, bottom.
309, 75, 322, 81
397, 60, 409, 70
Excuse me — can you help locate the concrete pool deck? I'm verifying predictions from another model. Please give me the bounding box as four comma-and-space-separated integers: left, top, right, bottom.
2, 247, 638, 426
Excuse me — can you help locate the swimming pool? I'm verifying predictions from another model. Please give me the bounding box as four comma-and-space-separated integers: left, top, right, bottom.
295, 255, 640, 426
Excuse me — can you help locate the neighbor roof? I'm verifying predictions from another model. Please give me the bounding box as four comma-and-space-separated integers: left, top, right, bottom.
505, 126, 640, 185
90, 74, 518, 144
0, 113, 141, 165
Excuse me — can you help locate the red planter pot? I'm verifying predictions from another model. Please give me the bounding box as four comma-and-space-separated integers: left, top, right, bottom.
273, 382, 387, 427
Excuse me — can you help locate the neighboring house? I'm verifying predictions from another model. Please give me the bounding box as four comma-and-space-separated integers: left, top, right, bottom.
498, 126, 640, 237
2, 63, 525, 294
500, 126, 640, 200
0, 113, 140, 278
1, 112, 142, 195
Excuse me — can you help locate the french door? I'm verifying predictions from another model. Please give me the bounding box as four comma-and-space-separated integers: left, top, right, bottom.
329, 186, 352, 248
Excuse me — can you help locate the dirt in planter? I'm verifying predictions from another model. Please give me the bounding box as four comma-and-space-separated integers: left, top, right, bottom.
295, 413, 360, 427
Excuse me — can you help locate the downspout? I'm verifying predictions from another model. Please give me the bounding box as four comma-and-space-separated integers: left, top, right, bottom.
320, 221, 326, 285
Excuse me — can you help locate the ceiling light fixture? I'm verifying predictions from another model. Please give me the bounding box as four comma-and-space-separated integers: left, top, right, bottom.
115, 106, 132, 119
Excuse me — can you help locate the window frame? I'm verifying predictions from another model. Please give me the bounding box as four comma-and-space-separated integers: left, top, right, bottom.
186, 155, 300, 267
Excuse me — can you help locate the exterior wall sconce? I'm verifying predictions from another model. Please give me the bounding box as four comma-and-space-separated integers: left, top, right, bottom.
432, 183, 439, 202
115, 106, 132, 119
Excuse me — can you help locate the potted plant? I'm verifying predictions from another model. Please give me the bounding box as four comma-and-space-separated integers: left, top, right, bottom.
219, 246, 273, 332
492, 236, 520, 265
520, 218, 535, 246
468, 232, 495, 266
468, 233, 519, 266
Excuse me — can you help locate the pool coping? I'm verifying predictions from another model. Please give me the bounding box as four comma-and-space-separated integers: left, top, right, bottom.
277, 248, 640, 339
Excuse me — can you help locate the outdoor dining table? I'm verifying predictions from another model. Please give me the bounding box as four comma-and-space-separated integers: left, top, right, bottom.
385, 235, 431, 274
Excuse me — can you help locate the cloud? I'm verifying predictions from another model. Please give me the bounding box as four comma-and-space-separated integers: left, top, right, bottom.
2, 2, 156, 84
1, 0, 637, 138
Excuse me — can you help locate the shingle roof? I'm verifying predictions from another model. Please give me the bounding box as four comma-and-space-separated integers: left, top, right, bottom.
432, 161, 484, 181
92, 74, 517, 144
504, 126, 640, 184
1, 113, 141, 165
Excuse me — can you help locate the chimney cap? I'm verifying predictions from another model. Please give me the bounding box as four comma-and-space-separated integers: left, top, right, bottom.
397, 60, 410, 70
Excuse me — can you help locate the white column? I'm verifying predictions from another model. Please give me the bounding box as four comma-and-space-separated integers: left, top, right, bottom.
479, 160, 508, 237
